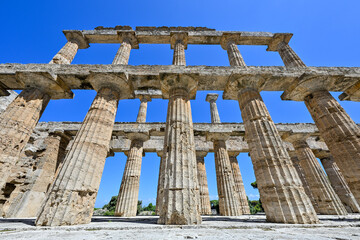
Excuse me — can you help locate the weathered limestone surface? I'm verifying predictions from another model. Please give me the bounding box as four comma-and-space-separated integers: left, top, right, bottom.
196, 152, 212, 215
49, 41, 79, 65
115, 98, 149, 217
0, 88, 50, 194
237, 88, 318, 223
36, 87, 119, 226
289, 154, 320, 214
320, 156, 360, 213
0, 90, 18, 114
290, 138, 347, 215
304, 90, 360, 204
155, 151, 164, 215
2, 132, 70, 218
229, 152, 250, 214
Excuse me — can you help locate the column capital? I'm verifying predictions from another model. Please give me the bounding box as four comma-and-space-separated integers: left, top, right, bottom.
312, 149, 332, 160
196, 151, 208, 158
223, 74, 265, 100
156, 151, 164, 158
228, 151, 240, 158
206, 131, 230, 141
160, 73, 198, 99
266, 33, 293, 52
117, 31, 139, 49
205, 93, 218, 103
124, 130, 150, 142
220, 33, 241, 50
282, 131, 310, 145
170, 32, 188, 49
63, 30, 89, 49
15, 72, 73, 100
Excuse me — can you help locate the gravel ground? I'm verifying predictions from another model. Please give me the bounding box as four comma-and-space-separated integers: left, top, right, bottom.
1, 214, 360, 239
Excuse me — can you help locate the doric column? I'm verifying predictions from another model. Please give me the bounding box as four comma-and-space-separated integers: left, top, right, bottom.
113, 32, 139, 65
155, 151, 164, 215
277, 41, 306, 68
289, 153, 320, 214
2, 132, 71, 218
205, 93, 242, 216
171, 32, 188, 66
158, 58, 201, 225
223, 44, 318, 223
285, 135, 347, 215
36, 43, 134, 225
0, 37, 82, 193
220, 34, 246, 67
228, 152, 250, 214
320, 155, 360, 213
115, 96, 150, 217
196, 151, 212, 215
304, 90, 360, 204
205, 94, 221, 123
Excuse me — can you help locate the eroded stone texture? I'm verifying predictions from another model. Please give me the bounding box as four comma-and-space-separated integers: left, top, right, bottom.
155, 151, 164, 215
49, 41, 79, 65
229, 152, 250, 214
0, 90, 18, 114
115, 140, 144, 217
0, 88, 50, 193
238, 88, 318, 223
290, 138, 347, 215
304, 90, 360, 204
196, 152, 212, 215
158, 87, 201, 225
320, 156, 360, 213
277, 41, 306, 68
115, 97, 149, 217
289, 154, 320, 214
2, 132, 71, 218
35, 87, 119, 226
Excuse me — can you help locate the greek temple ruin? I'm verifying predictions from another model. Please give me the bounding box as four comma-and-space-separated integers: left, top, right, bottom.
0, 26, 360, 227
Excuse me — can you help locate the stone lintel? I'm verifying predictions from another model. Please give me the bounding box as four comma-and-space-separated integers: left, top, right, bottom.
205, 93, 219, 102
223, 74, 266, 100
266, 33, 293, 52
87, 72, 134, 99
281, 74, 344, 101
339, 80, 360, 102
15, 72, 73, 99
62, 30, 89, 49
206, 131, 230, 141
134, 89, 162, 100
160, 73, 198, 99
117, 31, 139, 49
220, 33, 241, 50
170, 32, 188, 49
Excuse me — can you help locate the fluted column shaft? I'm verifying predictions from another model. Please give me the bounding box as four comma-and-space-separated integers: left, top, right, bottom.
277, 41, 306, 68
320, 156, 360, 213
49, 41, 79, 65
0, 88, 50, 191
304, 90, 360, 204
136, 99, 148, 123
290, 155, 320, 213
238, 88, 318, 223
158, 87, 201, 225
36, 87, 119, 226
229, 154, 250, 214
226, 41, 246, 67
292, 140, 347, 215
112, 39, 132, 65
115, 140, 144, 216
172, 41, 186, 66
196, 153, 212, 215
3, 133, 70, 218
155, 151, 164, 215
209, 101, 220, 123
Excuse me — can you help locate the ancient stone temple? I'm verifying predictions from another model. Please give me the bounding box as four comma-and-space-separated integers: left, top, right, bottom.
0, 26, 359, 226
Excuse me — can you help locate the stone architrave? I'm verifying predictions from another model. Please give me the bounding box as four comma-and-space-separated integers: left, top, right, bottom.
319, 155, 360, 213
115, 97, 150, 217
196, 151, 212, 215
35, 39, 135, 226
2, 132, 71, 218
228, 152, 250, 214
278, 40, 360, 205
285, 134, 347, 215
223, 36, 318, 224
0, 37, 83, 195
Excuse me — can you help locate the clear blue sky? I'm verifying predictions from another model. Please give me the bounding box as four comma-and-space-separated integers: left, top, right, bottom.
1, 1, 359, 208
